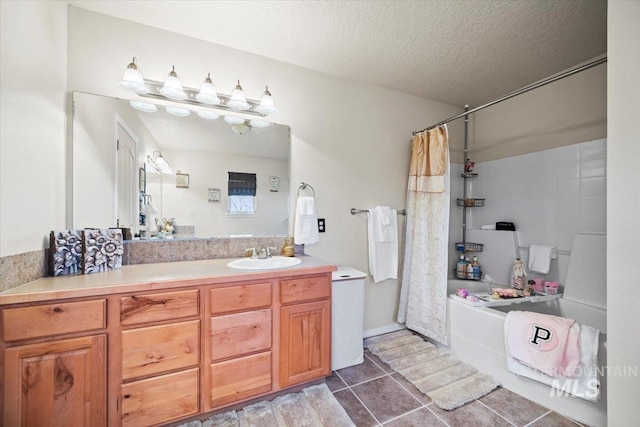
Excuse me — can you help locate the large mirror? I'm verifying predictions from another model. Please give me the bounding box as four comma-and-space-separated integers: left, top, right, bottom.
72, 92, 291, 239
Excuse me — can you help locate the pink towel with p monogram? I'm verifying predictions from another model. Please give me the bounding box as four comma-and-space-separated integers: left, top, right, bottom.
506, 311, 581, 377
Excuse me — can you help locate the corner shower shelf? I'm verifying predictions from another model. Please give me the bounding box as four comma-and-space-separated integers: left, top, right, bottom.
456, 198, 485, 208
455, 242, 484, 253
450, 292, 563, 307
461, 172, 479, 178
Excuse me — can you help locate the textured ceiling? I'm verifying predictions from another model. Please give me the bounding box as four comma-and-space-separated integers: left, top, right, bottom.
68, 0, 607, 107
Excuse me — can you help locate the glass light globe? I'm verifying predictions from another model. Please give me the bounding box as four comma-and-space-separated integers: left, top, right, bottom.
227, 80, 250, 110
256, 86, 278, 114
159, 66, 187, 100
197, 110, 219, 120
165, 106, 190, 117
130, 101, 157, 112
249, 119, 270, 128
196, 73, 221, 105
118, 58, 148, 94
224, 115, 245, 125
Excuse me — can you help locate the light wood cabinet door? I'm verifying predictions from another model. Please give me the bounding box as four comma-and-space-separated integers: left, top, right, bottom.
279, 300, 331, 388
3, 334, 106, 427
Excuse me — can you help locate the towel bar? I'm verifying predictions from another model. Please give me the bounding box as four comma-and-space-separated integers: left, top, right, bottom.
297, 182, 315, 197
351, 208, 406, 215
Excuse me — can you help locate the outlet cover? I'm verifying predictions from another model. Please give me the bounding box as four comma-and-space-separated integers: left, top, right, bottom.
317, 218, 326, 233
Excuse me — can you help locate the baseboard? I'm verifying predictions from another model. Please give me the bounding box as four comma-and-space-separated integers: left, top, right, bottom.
363, 323, 406, 339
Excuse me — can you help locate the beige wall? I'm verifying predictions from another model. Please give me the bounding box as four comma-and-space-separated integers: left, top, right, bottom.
0, 1, 68, 256
0, 6, 462, 332
607, 1, 640, 425
469, 59, 606, 163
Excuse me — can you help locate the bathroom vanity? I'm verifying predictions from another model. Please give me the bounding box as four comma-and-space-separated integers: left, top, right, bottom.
0, 256, 335, 426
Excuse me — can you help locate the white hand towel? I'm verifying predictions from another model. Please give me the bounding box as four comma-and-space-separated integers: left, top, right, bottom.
294, 197, 319, 245
528, 244, 555, 274
367, 208, 398, 283
374, 206, 396, 243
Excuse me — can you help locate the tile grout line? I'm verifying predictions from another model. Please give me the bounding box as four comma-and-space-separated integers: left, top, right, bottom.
364, 351, 452, 427
476, 399, 519, 427
523, 410, 553, 427
379, 405, 427, 426
334, 369, 384, 427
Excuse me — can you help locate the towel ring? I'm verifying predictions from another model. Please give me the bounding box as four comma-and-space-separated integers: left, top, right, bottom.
297, 182, 315, 197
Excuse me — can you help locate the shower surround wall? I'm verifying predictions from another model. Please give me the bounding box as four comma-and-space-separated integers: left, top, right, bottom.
450, 138, 606, 285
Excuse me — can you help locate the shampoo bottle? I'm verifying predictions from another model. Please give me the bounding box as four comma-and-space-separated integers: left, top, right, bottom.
457, 255, 466, 279
472, 256, 481, 280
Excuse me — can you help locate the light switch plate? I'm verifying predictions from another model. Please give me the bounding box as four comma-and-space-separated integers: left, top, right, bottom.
317, 218, 326, 233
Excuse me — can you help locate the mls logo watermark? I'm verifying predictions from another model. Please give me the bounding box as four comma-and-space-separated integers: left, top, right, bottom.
549, 365, 638, 399
550, 378, 599, 399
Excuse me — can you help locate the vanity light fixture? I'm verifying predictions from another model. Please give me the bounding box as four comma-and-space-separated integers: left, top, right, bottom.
227, 80, 250, 111
159, 66, 187, 100
130, 100, 158, 113
148, 151, 172, 174
166, 106, 191, 117
256, 86, 278, 114
196, 73, 221, 105
117, 57, 279, 121
118, 57, 148, 94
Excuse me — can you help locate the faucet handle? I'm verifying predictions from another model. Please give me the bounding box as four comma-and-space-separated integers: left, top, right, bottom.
245, 247, 257, 258
266, 246, 277, 257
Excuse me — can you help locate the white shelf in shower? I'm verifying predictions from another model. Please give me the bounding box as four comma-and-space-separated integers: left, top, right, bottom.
450, 292, 563, 307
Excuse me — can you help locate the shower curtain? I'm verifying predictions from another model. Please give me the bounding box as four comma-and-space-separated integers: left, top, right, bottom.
397, 125, 450, 344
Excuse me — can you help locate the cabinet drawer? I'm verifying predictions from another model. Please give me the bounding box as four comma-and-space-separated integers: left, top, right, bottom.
280, 275, 331, 304
2, 299, 106, 341
210, 282, 272, 314
121, 367, 199, 427
120, 289, 198, 326
210, 309, 271, 361
122, 320, 199, 380
210, 351, 272, 408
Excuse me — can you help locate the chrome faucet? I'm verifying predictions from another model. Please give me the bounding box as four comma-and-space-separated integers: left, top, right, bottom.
245, 247, 257, 258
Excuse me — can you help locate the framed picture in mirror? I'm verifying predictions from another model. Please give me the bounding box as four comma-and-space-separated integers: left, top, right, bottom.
139, 167, 146, 193
176, 172, 189, 188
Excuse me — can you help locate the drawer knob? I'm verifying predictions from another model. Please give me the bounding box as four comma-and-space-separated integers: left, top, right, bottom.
53, 307, 63, 313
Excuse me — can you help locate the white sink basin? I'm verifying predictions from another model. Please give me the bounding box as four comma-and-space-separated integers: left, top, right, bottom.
227, 256, 302, 270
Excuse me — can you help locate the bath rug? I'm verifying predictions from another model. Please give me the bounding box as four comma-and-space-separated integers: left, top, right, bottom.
365, 330, 499, 410
372, 340, 434, 361
272, 392, 323, 427
178, 383, 354, 427
387, 347, 446, 371
239, 401, 279, 427
365, 333, 424, 352
363, 328, 413, 346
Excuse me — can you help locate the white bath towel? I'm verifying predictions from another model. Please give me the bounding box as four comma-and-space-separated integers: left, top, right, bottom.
505, 311, 580, 378
374, 206, 396, 242
528, 244, 555, 274
294, 196, 319, 245
505, 322, 601, 402
367, 207, 398, 283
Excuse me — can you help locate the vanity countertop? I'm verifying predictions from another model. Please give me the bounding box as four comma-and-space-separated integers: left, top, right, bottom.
0, 256, 337, 306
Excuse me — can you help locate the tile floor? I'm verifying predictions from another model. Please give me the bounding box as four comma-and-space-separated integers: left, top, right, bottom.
326, 349, 585, 427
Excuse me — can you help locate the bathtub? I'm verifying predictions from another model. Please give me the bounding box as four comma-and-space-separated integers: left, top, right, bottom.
447, 279, 607, 427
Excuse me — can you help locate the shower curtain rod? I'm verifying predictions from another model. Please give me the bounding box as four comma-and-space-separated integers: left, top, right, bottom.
413, 56, 607, 135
